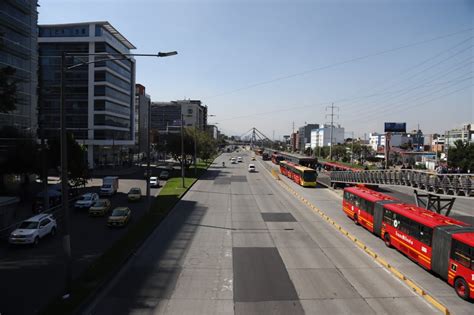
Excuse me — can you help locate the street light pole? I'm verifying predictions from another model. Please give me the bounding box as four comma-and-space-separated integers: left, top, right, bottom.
55, 50, 177, 300
146, 95, 151, 211
193, 127, 197, 177
60, 51, 72, 299
181, 113, 185, 188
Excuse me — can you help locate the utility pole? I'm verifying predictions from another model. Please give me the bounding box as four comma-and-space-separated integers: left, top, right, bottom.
351, 131, 354, 164
146, 98, 151, 212
181, 113, 185, 188
325, 103, 339, 160
60, 51, 72, 299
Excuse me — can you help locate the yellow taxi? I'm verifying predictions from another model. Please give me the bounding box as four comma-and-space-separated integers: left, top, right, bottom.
127, 187, 142, 201
251, 156, 256, 161
88, 199, 111, 216
107, 207, 131, 227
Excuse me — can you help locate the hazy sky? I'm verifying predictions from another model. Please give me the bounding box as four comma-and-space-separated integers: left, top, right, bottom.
38, 0, 473, 139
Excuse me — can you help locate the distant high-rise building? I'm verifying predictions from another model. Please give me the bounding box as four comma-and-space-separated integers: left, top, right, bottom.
310, 124, 344, 149
150, 100, 207, 134
0, 0, 38, 132
298, 124, 319, 153
38, 21, 136, 168
135, 84, 150, 154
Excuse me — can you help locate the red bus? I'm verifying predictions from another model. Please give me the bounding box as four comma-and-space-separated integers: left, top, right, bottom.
323, 161, 360, 172
343, 187, 474, 300
279, 160, 317, 187
271, 153, 284, 165
343, 186, 397, 232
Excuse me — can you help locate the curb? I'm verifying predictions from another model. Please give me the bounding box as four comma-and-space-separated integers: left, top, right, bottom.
267, 166, 451, 315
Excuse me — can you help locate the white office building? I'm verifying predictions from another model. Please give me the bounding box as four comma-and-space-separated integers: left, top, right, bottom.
310, 124, 345, 149
38, 21, 136, 168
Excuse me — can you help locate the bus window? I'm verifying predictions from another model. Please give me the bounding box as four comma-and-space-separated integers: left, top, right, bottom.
383, 209, 395, 226
354, 196, 361, 208
360, 199, 374, 215
303, 170, 316, 182
451, 240, 472, 269
418, 225, 433, 246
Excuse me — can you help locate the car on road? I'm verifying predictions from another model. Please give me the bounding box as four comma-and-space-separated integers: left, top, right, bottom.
159, 170, 170, 180
237, 157, 243, 163
231, 157, 236, 164
248, 164, 256, 172
89, 199, 111, 216
251, 156, 256, 161
107, 207, 131, 227
9, 214, 57, 246
75, 193, 99, 209
127, 188, 142, 201
150, 176, 160, 188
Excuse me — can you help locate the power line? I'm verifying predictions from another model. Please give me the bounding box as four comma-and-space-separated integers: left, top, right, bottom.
203, 28, 473, 100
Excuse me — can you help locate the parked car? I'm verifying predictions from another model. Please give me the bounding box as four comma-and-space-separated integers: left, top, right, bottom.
89, 199, 111, 216
150, 176, 160, 188
127, 188, 142, 201
75, 193, 99, 209
9, 214, 57, 246
107, 207, 131, 227
159, 170, 170, 180
248, 164, 256, 172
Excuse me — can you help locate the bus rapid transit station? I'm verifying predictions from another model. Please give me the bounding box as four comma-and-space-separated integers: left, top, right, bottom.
343, 186, 474, 300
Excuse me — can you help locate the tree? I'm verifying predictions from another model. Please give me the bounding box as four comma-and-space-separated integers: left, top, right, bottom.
331, 145, 349, 161
47, 133, 90, 186
448, 140, 474, 172
0, 126, 40, 175
0, 66, 19, 113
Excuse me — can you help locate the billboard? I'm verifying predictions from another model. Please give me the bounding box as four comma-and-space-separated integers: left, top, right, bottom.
384, 122, 406, 133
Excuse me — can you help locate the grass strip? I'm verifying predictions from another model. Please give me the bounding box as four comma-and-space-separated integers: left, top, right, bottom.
40, 160, 213, 315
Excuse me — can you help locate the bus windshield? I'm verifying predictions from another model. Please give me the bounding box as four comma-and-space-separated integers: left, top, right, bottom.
303, 170, 316, 182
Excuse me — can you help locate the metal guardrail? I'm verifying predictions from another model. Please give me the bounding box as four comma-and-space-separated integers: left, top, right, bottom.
330, 170, 474, 197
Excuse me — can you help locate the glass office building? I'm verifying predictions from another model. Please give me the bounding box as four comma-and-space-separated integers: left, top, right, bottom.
0, 0, 38, 132
38, 22, 136, 168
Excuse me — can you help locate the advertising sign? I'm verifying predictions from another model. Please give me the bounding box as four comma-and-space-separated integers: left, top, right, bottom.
384, 122, 406, 133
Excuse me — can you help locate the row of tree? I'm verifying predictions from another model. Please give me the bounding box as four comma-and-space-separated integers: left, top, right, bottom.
0, 126, 89, 190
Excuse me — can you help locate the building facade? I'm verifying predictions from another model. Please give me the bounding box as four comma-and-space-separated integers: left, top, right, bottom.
298, 124, 319, 153
135, 84, 150, 154
310, 124, 344, 149
445, 123, 473, 147
206, 124, 219, 139
0, 0, 38, 132
38, 21, 136, 168
150, 100, 207, 134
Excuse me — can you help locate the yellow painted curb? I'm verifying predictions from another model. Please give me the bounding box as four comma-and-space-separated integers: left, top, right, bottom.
267, 168, 450, 315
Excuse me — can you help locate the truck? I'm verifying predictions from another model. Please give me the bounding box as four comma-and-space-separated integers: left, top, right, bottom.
100, 176, 119, 196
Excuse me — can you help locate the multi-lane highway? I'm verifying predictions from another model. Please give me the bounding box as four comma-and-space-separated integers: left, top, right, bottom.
84, 151, 453, 314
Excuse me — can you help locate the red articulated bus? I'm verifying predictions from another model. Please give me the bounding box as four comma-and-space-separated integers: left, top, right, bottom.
323, 161, 361, 172
343, 186, 474, 300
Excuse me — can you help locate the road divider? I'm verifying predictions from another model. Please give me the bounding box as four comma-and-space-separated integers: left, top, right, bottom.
267, 165, 451, 315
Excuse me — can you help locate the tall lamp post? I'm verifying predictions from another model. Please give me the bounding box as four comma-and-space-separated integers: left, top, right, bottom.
58, 50, 177, 299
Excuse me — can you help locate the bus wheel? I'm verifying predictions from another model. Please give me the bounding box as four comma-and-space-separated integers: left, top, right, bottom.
454, 277, 470, 300
384, 233, 391, 248
353, 214, 359, 225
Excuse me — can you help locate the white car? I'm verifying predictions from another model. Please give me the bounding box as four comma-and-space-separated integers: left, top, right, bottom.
150, 176, 159, 188
248, 164, 256, 172
231, 158, 237, 164
237, 157, 243, 163
75, 193, 99, 209
9, 214, 57, 246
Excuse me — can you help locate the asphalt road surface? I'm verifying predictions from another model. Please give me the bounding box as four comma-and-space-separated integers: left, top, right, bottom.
0, 171, 161, 315
85, 152, 441, 315
266, 160, 473, 315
